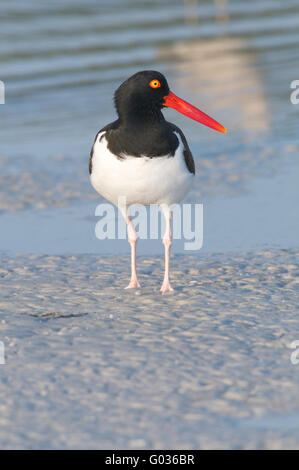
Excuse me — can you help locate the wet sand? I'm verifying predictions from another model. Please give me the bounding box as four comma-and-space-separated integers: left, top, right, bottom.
0, 143, 293, 213
1, 249, 298, 449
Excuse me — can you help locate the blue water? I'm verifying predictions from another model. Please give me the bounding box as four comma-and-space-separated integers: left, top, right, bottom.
0, 158, 298, 256
1, 0, 299, 256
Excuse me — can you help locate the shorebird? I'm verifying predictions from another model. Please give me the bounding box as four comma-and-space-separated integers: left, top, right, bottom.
89, 70, 226, 293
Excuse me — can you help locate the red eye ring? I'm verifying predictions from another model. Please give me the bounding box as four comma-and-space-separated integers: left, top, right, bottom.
149, 79, 161, 89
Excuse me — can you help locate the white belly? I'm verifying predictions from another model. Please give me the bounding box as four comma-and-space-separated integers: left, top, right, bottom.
90, 131, 194, 207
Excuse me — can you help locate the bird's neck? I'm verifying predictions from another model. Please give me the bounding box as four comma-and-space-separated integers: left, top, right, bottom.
118, 103, 165, 128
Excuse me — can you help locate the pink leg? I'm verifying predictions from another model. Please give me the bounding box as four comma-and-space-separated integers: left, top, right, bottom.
125, 216, 141, 289
160, 209, 174, 294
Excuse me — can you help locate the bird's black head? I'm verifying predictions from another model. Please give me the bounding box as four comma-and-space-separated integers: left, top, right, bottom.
114, 70, 169, 125
113, 70, 227, 133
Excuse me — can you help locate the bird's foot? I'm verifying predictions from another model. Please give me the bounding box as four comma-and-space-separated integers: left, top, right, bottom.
125, 279, 141, 289
160, 281, 174, 295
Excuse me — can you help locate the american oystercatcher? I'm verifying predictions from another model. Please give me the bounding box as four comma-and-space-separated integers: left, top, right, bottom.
89, 70, 226, 293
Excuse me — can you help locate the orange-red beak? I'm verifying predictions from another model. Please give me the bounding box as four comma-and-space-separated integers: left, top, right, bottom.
163, 91, 226, 134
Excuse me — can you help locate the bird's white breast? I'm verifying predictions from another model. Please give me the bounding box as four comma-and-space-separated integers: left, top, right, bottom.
90, 131, 194, 207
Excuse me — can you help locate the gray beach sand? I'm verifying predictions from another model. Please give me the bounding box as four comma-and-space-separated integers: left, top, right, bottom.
1, 249, 298, 449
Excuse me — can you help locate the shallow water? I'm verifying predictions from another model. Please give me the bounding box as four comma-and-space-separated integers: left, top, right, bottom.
0, 0, 299, 450
0, 0, 299, 253
1, 1, 299, 164
1, 156, 298, 255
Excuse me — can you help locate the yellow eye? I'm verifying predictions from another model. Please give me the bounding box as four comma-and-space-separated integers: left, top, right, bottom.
149, 79, 161, 89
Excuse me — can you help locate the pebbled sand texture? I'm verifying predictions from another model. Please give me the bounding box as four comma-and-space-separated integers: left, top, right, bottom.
0, 249, 298, 449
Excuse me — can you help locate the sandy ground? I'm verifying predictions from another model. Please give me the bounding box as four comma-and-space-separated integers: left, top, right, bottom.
1, 249, 298, 449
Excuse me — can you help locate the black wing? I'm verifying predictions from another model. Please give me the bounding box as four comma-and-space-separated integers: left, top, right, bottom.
89, 119, 119, 175
169, 123, 195, 174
